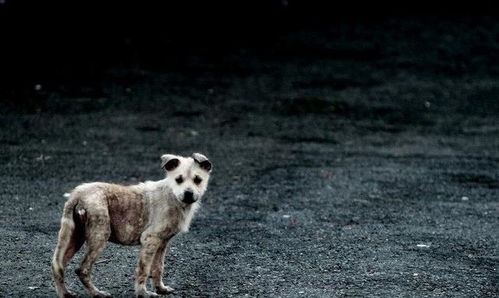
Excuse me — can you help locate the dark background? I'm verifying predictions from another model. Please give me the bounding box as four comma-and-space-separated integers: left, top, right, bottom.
2, 0, 498, 102
1, 1, 498, 297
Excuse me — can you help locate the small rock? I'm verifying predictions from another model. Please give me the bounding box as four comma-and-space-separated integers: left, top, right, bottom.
35, 154, 51, 162
282, 215, 290, 219
416, 244, 430, 248
28, 286, 39, 290
461, 196, 469, 201
34, 84, 42, 91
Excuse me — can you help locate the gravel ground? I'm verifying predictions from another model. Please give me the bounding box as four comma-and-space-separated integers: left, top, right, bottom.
1, 18, 498, 297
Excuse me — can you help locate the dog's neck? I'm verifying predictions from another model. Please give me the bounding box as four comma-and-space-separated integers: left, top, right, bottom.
138, 179, 200, 233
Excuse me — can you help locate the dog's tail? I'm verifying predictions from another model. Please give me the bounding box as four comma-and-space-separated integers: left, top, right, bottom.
51, 195, 81, 297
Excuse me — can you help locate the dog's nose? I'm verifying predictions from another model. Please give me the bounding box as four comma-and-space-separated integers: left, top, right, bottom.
183, 190, 195, 204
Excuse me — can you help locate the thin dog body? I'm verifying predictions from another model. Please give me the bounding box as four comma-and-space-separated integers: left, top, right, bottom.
51, 153, 212, 298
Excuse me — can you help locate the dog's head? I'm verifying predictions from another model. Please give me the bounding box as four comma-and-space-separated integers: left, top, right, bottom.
161, 153, 212, 204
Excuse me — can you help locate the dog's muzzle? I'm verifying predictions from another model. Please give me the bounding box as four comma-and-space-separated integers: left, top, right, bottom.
182, 190, 197, 204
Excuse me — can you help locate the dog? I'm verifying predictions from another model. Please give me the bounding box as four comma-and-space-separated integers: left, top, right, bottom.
51, 153, 212, 298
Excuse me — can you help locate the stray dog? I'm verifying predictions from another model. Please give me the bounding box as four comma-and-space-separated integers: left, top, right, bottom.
51, 153, 212, 297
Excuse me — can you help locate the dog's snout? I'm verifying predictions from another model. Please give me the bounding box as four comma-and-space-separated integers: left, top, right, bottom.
183, 190, 196, 204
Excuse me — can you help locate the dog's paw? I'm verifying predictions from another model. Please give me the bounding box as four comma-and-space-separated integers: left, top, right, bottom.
156, 285, 174, 294
92, 290, 112, 298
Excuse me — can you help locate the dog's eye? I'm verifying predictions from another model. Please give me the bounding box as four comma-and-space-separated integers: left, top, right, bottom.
194, 176, 202, 185
175, 176, 184, 184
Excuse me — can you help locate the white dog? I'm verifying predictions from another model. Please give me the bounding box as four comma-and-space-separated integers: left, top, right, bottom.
51, 153, 212, 297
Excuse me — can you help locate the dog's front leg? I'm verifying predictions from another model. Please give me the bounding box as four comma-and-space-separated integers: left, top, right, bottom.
135, 234, 162, 298
151, 240, 174, 294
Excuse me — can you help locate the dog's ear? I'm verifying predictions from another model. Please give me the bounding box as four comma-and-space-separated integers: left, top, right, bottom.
161, 154, 180, 171
192, 153, 212, 172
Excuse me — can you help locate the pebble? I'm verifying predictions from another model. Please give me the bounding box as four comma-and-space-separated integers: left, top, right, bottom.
416, 244, 430, 248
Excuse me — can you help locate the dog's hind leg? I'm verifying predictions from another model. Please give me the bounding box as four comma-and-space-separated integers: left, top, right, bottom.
76, 210, 112, 298
62, 208, 85, 267
52, 198, 82, 298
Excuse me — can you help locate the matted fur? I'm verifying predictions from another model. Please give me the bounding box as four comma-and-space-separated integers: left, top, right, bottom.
51, 153, 212, 298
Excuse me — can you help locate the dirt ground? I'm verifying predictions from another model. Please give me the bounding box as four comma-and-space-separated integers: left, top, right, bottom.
1, 17, 498, 297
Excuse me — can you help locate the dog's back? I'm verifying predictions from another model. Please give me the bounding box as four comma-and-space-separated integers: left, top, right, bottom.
73, 183, 150, 245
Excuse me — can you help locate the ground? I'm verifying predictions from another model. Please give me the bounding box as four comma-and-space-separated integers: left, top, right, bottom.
0, 18, 498, 297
